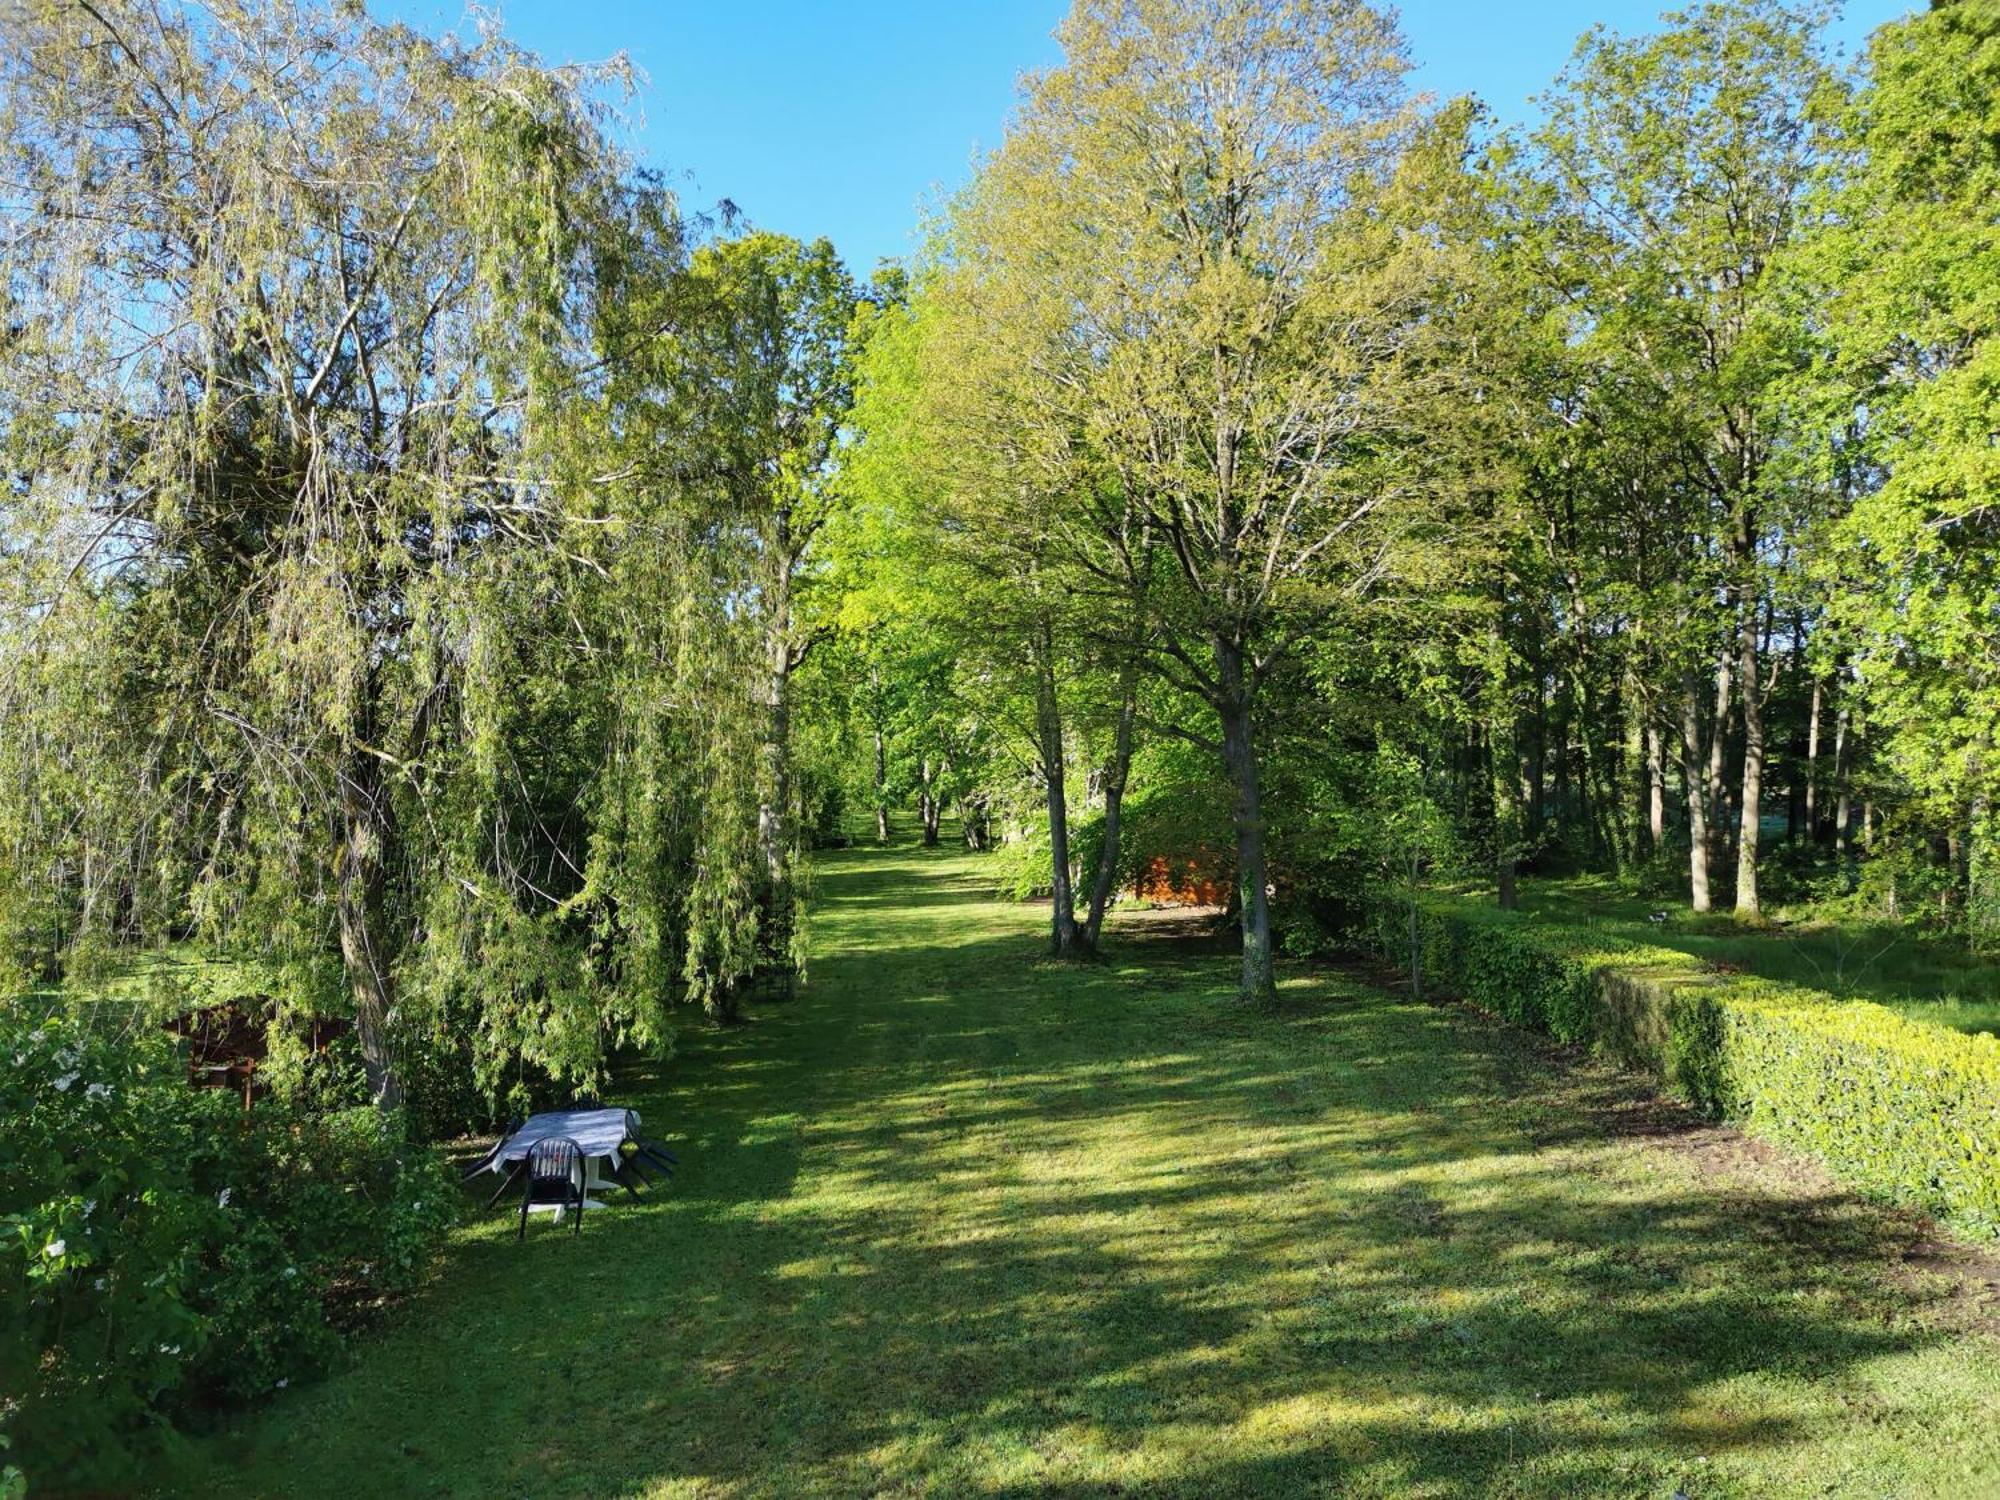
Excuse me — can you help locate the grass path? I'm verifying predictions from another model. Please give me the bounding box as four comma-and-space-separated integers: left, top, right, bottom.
1515, 875, 2000, 1036
167, 842, 2000, 1498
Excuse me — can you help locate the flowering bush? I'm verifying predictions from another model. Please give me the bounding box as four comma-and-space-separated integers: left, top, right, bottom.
0, 1009, 456, 1491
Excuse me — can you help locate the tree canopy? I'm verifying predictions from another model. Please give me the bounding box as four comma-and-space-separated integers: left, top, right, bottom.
5, 0, 1999, 1068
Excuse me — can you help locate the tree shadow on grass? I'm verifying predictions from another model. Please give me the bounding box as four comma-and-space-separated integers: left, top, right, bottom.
171, 843, 1999, 1500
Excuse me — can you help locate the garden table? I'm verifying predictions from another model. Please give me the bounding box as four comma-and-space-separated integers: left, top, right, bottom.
471, 1107, 642, 1210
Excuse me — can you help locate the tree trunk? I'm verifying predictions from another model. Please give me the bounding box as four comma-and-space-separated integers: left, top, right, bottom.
1553, 689, 1572, 846
758, 608, 795, 964
918, 758, 941, 847
1644, 717, 1666, 852
1035, 621, 1085, 960
873, 729, 890, 845
1680, 675, 1712, 913
1970, 795, 2000, 951
1805, 672, 1823, 840
1579, 715, 1628, 870
336, 748, 402, 1109
1216, 637, 1276, 1005
960, 795, 988, 851
1706, 643, 1734, 865
1833, 696, 1852, 856
1488, 639, 1521, 910
1529, 664, 1548, 839
1081, 659, 1139, 950
1734, 606, 1765, 917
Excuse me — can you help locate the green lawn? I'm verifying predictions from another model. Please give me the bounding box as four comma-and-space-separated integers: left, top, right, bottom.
161, 843, 2000, 1498
20, 942, 280, 1019
1514, 876, 2000, 1037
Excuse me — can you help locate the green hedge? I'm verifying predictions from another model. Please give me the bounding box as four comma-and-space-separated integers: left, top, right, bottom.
1363, 897, 2000, 1241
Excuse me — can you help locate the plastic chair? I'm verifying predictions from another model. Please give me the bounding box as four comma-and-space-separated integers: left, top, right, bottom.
517, 1136, 586, 1239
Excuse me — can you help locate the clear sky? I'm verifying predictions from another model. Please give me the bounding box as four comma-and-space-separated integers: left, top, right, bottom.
377, 1, 1915, 278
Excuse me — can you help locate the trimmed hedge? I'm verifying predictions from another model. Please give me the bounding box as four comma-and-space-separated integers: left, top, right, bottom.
1363, 896, 2000, 1241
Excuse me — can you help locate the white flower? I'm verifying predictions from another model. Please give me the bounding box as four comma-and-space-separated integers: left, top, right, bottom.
93, 1277, 107, 1291
274, 1378, 289, 1390
281, 1266, 297, 1278
158, 1343, 180, 1356
82, 1200, 95, 1217
217, 1188, 231, 1208
44, 1240, 65, 1259
85, 1082, 112, 1101
51, 1072, 78, 1092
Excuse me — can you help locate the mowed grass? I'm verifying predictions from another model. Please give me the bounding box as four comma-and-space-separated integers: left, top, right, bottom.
162, 843, 2000, 1498
1516, 875, 2000, 1037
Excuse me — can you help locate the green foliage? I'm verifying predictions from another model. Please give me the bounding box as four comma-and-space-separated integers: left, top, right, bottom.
1798, 1, 2000, 913
1071, 760, 1233, 901
0, 1008, 454, 1490
1361, 896, 2000, 1239
0, 1, 857, 1098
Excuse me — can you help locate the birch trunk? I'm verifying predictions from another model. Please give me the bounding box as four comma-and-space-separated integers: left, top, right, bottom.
1734, 605, 1765, 916
1680, 675, 1712, 912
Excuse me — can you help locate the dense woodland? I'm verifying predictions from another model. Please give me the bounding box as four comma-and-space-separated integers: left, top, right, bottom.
3, 0, 1999, 1485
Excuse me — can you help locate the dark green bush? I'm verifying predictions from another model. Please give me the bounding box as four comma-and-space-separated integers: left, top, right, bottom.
0, 1008, 456, 1491
1362, 897, 2000, 1240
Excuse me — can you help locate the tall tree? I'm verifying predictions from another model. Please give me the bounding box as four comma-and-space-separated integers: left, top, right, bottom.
1803, 0, 2000, 941
0, 0, 641, 1102
673, 233, 857, 979
841, 278, 1112, 959
942, 0, 1467, 1000
1528, 0, 1840, 914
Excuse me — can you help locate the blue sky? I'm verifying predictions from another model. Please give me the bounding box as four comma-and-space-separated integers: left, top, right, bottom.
378, 1, 1914, 278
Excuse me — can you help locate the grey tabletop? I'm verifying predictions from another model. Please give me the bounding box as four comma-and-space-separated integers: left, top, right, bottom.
478, 1107, 640, 1174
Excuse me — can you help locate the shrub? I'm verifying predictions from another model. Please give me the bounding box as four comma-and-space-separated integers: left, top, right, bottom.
0, 1007, 455, 1491
1360, 896, 2000, 1241
988, 818, 1056, 903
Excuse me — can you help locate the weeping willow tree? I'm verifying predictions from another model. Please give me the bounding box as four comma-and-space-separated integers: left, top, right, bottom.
0, 0, 779, 1111
633, 231, 858, 996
